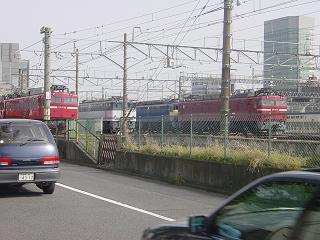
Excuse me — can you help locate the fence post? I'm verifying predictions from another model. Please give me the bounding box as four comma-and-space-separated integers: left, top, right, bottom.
120, 117, 124, 147
64, 120, 67, 140
268, 113, 272, 159
55, 122, 58, 142
161, 115, 164, 153
76, 120, 79, 143
67, 120, 70, 141
138, 116, 141, 149
223, 113, 228, 160
93, 138, 96, 159
85, 127, 89, 152
190, 114, 193, 157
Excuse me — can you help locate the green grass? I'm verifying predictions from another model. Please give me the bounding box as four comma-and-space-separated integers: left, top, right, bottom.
126, 143, 310, 170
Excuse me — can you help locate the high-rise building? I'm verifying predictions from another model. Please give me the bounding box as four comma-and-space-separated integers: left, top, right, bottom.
19, 59, 30, 92
0, 43, 20, 88
264, 16, 315, 90
0, 43, 30, 95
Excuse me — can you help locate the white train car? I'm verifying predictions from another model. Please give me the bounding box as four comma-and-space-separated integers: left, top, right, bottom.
286, 112, 320, 135
79, 97, 136, 134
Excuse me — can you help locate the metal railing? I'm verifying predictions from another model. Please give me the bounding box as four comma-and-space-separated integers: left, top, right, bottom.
67, 119, 101, 160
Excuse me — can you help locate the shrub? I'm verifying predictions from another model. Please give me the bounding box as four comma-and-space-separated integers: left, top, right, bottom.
125, 143, 307, 170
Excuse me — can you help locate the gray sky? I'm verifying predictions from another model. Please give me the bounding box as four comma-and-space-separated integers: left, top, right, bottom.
0, 0, 316, 45
1, 0, 182, 44
1, 0, 320, 100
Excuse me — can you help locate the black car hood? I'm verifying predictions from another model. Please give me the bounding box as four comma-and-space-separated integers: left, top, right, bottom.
142, 219, 189, 239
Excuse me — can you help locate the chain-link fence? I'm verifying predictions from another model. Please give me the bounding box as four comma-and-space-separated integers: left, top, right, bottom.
77, 119, 103, 136
123, 112, 320, 169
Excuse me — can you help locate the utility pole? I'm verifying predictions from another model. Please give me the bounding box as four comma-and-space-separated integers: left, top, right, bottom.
123, 33, 128, 143
75, 48, 79, 95
75, 48, 79, 143
40, 26, 52, 121
251, 67, 255, 90
147, 82, 149, 101
178, 76, 182, 101
220, 0, 232, 159
178, 73, 183, 101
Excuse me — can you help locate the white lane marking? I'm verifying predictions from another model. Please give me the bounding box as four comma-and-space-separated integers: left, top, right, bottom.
56, 183, 176, 222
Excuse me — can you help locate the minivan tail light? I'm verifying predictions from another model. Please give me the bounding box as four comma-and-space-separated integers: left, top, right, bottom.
0, 158, 12, 166
40, 156, 60, 165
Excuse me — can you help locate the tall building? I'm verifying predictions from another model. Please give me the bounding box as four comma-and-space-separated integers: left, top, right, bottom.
0, 43, 20, 88
264, 16, 315, 90
0, 43, 29, 95
19, 59, 30, 91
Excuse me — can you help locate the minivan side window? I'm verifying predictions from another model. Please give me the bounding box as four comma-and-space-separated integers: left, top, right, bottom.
211, 181, 317, 240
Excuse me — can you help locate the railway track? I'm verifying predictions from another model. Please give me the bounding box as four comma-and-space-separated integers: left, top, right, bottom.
256, 134, 320, 141
142, 132, 320, 142
220, 133, 320, 141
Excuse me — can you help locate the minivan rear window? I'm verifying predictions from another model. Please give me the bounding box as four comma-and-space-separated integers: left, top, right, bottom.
0, 122, 52, 144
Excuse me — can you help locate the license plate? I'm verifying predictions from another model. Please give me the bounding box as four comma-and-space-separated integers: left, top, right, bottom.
18, 173, 35, 181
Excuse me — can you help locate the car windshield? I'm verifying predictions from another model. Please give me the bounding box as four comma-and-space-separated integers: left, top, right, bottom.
0, 122, 50, 144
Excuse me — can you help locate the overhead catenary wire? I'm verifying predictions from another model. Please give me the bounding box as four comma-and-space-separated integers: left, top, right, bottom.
59, 0, 308, 47
52, 0, 213, 37
48, 2, 223, 55
177, 0, 211, 45
22, 0, 320, 101
23, 0, 317, 56
29, 0, 311, 61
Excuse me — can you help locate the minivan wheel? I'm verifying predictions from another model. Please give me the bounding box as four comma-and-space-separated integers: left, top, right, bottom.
42, 182, 55, 194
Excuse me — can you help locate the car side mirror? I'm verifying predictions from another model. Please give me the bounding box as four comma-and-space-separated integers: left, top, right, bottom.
189, 215, 208, 234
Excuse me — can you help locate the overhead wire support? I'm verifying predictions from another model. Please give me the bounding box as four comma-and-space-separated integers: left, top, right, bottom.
22, 40, 320, 60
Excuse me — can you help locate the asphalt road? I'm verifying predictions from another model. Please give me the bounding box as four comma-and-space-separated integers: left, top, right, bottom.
0, 163, 226, 240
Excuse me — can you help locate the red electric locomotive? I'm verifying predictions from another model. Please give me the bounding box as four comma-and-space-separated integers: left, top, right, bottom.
1, 85, 78, 120
178, 89, 287, 134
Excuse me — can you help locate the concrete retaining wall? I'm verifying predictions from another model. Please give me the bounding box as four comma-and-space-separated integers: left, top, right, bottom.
56, 139, 96, 166
114, 151, 281, 194
56, 139, 282, 194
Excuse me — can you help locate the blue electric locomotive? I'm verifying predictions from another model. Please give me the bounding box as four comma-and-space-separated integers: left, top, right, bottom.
136, 100, 178, 133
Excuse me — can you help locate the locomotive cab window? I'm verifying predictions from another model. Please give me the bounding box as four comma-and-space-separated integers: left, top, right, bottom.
275, 100, 286, 106
64, 97, 78, 104
64, 98, 73, 104
52, 97, 62, 103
